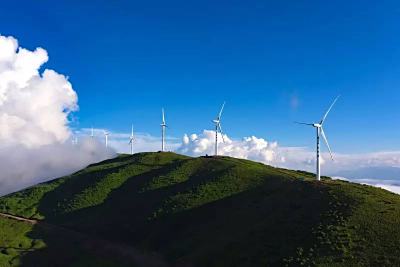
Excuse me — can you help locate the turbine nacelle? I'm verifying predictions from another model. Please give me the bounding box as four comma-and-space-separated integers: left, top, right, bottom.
313, 123, 322, 128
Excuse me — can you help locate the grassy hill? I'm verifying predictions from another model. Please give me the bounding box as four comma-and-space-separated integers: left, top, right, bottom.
0, 152, 399, 266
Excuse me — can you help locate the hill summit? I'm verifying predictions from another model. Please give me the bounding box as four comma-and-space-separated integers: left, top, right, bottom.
0, 152, 399, 266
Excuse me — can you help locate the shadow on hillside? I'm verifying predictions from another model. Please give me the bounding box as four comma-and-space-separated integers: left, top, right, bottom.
16, 154, 191, 266
17, 156, 341, 266
36, 161, 136, 218
142, 179, 333, 266
19, 221, 144, 267
37, 157, 234, 240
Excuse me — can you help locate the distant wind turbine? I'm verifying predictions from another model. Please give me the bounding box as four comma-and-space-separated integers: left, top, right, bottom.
91, 127, 94, 138
104, 131, 109, 148
295, 95, 340, 181
161, 108, 167, 152
129, 124, 134, 155
212, 102, 226, 156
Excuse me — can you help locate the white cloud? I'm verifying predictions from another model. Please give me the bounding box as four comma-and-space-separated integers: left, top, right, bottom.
177, 130, 285, 164
0, 138, 115, 196
0, 35, 114, 196
0, 35, 78, 147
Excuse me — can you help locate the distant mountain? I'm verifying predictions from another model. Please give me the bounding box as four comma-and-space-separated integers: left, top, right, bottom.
333, 166, 400, 180
0, 152, 399, 267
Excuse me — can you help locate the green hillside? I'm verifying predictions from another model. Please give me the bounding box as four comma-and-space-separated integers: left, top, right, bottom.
0, 152, 399, 267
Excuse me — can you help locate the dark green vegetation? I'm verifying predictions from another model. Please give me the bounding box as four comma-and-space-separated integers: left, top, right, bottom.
0, 152, 399, 266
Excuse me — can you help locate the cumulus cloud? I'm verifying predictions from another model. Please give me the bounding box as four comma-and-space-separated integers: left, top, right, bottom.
0, 35, 114, 196
177, 130, 284, 163
0, 35, 78, 147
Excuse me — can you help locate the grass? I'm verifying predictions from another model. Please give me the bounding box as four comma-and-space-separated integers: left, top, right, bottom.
0, 152, 399, 266
0, 217, 35, 267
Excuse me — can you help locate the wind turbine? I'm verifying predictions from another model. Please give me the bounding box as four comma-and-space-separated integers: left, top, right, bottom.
104, 131, 109, 148
295, 95, 340, 181
161, 108, 167, 152
212, 102, 226, 156
91, 127, 94, 138
129, 124, 134, 155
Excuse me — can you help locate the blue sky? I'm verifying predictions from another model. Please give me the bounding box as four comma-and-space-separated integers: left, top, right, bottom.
1, 0, 400, 153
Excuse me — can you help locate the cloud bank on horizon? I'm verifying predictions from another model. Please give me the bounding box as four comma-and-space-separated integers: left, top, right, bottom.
0, 35, 115, 196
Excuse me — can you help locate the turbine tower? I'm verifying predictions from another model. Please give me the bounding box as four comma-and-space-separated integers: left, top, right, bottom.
212, 102, 226, 156
161, 108, 167, 152
129, 124, 134, 155
295, 95, 340, 181
104, 131, 109, 148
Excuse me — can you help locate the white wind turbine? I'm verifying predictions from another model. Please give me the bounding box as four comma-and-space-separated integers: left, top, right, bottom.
129, 124, 134, 155
91, 127, 94, 138
161, 108, 167, 152
104, 130, 109, 148
295, 95, 340, 181
212, 102, 226, 156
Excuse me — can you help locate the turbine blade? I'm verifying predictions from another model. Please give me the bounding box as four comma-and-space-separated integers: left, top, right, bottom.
218, 123, 225, 143
294, 121, 314, 126
320, 95, 340, 125
162, 108, 165, 124
218, 101, 226, 119
320, 127, 333, 160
